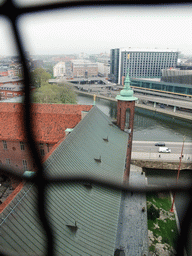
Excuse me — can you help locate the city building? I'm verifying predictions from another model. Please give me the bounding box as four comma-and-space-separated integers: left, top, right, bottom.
97, 61, 110, 77
110, 48, 120, 83
161, 68, 192, 85
53, 61, 66, 78
0, 103, 92, 172
0, 76, 24, 100
0, 104, 148, 255
72, 59, 98, 78
110, 48, 179, 84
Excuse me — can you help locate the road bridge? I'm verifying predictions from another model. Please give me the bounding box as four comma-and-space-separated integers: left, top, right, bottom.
131, 141, 192, 170
77, 90, 192, 121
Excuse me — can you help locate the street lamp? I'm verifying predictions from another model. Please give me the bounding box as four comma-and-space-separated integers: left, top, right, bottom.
170, 136, 186, 212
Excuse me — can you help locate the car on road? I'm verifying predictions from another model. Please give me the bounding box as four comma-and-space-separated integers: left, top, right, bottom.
160, 104, 165, 109
159, 147, 171, 153
155, 142, 165, 146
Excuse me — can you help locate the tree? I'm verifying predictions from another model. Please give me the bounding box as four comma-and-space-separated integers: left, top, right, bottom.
30, 67, 51, 88
32, 82, 77, 104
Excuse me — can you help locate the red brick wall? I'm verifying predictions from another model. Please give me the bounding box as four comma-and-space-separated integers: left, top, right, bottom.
0, 103, 92, 171
117, 100, 136, 181
0, 141, 56, 172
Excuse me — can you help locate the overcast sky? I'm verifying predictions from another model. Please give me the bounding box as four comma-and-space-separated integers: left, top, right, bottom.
1, 4, 192, 56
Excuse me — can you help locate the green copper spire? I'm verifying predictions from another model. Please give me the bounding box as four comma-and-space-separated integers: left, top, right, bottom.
116, 69, 138, 101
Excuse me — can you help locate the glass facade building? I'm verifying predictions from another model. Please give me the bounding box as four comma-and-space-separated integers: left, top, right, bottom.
110, 48, 179, 85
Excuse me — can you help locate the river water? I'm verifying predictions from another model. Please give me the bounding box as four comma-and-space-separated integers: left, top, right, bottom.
78, 94, 192, 142
78, 94, 192, 228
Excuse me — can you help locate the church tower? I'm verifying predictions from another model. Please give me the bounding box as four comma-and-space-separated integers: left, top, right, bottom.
116, 70, 138, 181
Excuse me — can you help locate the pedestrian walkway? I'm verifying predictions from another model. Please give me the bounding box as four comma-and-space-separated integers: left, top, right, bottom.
131, 152, 192, 162
115, 165, 148, 256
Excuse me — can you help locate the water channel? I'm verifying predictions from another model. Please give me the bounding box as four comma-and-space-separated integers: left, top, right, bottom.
78, 94, 192, 142
77, 94, 192, 230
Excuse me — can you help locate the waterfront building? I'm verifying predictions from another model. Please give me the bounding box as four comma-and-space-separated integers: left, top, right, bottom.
161, 68, 192, 85
110, 48, 179, 84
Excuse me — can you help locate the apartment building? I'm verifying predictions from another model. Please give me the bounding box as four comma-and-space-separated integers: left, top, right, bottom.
0, 76, 24, 100
110, 48, 179, 84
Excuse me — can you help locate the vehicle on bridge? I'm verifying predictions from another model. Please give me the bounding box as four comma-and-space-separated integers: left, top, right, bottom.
155, 142, 165, 146
159, 147, 171, 153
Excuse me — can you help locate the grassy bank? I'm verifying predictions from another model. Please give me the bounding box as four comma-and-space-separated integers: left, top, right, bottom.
147, 192, 179, 255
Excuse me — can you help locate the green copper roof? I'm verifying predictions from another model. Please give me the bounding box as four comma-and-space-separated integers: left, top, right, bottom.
0, 106, 128, 256
116, 69, 138, 101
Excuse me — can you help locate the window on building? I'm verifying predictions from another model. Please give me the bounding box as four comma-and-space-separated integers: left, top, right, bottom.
3, 140, 7, 150
6, 159, 10, 165
22, 160, 27, 171
20, 141, 25, 150
40, 148, 45, 156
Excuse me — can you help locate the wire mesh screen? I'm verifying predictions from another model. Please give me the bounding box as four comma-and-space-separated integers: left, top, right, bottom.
0, 1, 192, 256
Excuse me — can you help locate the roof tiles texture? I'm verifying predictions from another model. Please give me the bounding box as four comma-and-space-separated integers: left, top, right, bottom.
0, 103, 92, 143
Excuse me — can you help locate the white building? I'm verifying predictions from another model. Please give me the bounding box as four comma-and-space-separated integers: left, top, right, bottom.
53, 62, 66, 78
97, 62, 110, 77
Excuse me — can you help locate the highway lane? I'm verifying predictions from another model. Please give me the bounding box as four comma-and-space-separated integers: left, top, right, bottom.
132, 141, 192, 155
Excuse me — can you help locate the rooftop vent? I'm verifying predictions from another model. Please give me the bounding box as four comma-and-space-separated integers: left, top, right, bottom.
94, 156, 101, 163
66, 221, 78, 232
103, 136, 108, 142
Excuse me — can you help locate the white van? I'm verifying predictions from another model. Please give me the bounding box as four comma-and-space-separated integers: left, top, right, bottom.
159, 147, 171, 153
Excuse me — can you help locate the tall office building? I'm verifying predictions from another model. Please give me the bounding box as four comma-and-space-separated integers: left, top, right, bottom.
110, 48, 120, 83
110, 48, 179, 84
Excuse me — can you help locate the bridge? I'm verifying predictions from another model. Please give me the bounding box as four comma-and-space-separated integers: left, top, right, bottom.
131, 141, 192, 170
77, 90, 192, 122
49, 76, 192, 120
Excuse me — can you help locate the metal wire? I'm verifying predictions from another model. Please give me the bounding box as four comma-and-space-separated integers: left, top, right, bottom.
0, 1, 192, 255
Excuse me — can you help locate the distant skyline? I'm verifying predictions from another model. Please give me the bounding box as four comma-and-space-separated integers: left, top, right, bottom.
1, 4, 192, 57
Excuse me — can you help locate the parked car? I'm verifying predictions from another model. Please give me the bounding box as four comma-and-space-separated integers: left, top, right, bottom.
155, 142, 165, 146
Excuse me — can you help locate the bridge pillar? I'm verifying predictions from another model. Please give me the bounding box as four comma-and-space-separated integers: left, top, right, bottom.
174, 106, 176, 112
154, 102, 156, 108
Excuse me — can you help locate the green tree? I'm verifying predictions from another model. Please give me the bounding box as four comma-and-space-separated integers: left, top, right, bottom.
30, 67, 51, 88
32, 82, 77, 104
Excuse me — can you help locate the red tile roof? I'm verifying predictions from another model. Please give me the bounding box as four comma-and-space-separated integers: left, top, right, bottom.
0, 103, 92, 143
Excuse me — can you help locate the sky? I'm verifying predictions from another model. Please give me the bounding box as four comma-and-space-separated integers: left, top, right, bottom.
1, 4, 192, 56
